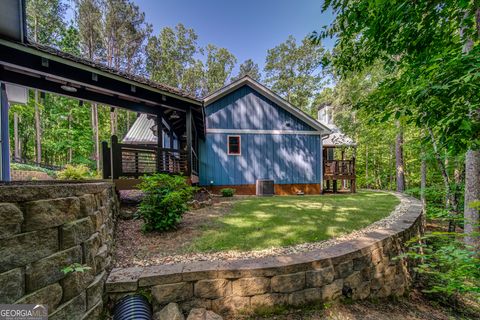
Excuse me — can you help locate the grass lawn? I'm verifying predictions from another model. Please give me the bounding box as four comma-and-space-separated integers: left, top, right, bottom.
190, 191, 399, 252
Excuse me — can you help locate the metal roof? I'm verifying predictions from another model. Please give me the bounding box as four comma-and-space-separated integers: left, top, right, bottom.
122, 114, 157, 144
321, 123, 356, 147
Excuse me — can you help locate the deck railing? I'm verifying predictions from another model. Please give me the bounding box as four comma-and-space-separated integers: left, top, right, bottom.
323, 159, 355, 178
102, 135, 195, 179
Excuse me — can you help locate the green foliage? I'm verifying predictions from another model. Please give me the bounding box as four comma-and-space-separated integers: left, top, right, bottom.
220, 188, 235, 197
264, 35, 326, 113
401, 234, 480, 299
234, 59, 261, 81
137, 174, 196, 232
57, 164, 95, 180
10, 163, 57, 177
61, 263, 92, 275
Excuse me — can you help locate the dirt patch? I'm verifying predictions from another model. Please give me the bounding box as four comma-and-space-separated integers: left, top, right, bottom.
113, 198, 234, 267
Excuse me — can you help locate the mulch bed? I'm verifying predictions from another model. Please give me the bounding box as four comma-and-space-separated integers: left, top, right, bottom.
112, 198, 234, 267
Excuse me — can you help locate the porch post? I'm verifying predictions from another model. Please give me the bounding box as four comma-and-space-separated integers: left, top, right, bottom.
186, 106, 192, 176
0, 83, 10, 181
155, 113, 163, 172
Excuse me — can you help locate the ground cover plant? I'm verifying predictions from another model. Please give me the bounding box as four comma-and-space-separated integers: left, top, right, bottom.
190, 190, 398, 252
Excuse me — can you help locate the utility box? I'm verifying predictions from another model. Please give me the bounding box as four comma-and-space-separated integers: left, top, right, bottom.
256, 179, 274, 196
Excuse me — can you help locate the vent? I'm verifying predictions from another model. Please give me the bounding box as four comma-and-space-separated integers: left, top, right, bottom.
256, 179, 274, 196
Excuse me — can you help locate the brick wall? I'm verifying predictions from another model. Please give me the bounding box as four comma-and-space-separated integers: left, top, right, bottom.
0, 182, 118, 320
105, 197, 423, 316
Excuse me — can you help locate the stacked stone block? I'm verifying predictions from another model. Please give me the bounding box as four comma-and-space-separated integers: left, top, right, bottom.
0, 182, 118, 320
106, 198, 423, 316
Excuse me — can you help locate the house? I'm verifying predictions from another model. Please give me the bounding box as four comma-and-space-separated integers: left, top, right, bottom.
122, 76, 359, 195
199, 77, 330, 195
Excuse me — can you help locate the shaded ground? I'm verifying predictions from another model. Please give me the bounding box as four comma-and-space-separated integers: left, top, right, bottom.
113, 198, 234, 267
239, 292, 479, 320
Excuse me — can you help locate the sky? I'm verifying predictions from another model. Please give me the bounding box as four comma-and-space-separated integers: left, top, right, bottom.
80, 0, 335, 76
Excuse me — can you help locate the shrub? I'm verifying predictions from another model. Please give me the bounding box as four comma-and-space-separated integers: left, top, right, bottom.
400, 233, 480, 300
137, 174, 196, 232
220, 188, 235, 197
57, 164, 95, 180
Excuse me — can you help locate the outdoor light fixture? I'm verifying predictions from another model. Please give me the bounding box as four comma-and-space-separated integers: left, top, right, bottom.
170, 111, 180, 120
61, 83, 77, 93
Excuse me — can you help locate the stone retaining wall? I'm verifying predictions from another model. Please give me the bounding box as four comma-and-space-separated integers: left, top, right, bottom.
105, 196, 423, 316
0, 182, 118, 320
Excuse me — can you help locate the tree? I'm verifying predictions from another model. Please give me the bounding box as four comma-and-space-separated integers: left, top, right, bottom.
316, 0, 480, 248
26, 0, 66, 164
203, 44, 237, 95
146, 24, 201, 94
264, 35, 325, 113
75, 0, 103, 171
234, 59, 261, 81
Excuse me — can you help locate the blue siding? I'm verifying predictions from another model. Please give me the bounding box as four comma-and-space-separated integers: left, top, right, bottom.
199, 84, 323, 186
199, 133, 322, 186
205, 85, 315, 131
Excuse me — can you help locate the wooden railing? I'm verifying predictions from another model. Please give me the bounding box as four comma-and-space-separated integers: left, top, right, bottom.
102, 135, 195, 179
323, 159, 355, 178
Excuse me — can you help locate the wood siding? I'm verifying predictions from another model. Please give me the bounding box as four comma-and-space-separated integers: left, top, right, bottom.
205, 85, 315, 131
200, 84, 323, 187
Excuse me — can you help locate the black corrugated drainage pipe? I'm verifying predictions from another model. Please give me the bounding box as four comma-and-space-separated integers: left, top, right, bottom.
113, 295, 152, 320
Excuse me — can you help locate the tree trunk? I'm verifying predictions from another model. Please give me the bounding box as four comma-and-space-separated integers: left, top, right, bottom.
365, 146, 369, 188
34, 90, 42, 164
13, 113, 20, 160
428, 127, 457, 232
420, 151, 427, 209
110, 107, 117, 135
395, 120, 405, 192
91, 103, 100, 173
462, 7, 480, 249
464, 151, 480, 250
68, 110, 73, 163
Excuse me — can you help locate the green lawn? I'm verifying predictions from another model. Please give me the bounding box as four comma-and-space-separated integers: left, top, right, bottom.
190, 191, 399, 252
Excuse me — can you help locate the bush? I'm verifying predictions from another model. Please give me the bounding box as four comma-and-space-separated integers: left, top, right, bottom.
137, 174, 196, 232
401, 233, 480, 300
220, 188, 235, 197
57, 164, 95, 180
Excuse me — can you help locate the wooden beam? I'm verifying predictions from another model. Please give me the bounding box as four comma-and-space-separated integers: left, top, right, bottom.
186, 106, 192, 176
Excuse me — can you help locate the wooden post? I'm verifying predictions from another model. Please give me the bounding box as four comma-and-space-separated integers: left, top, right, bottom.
155, 114, 163, 173
186, 106, 192, 176
110, 135, 121, 179
101, 141, 111, 179
14, 112, 19, 160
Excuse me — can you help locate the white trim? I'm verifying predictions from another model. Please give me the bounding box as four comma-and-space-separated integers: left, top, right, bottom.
207, 128, 325, 136
227, 135, 241, 155
203, 76, 332, 134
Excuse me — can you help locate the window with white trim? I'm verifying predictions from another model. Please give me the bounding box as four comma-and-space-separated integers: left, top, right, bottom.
227, 135, 241, 155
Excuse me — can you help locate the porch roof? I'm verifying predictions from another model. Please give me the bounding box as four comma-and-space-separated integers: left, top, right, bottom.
0, 37, 205, 136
